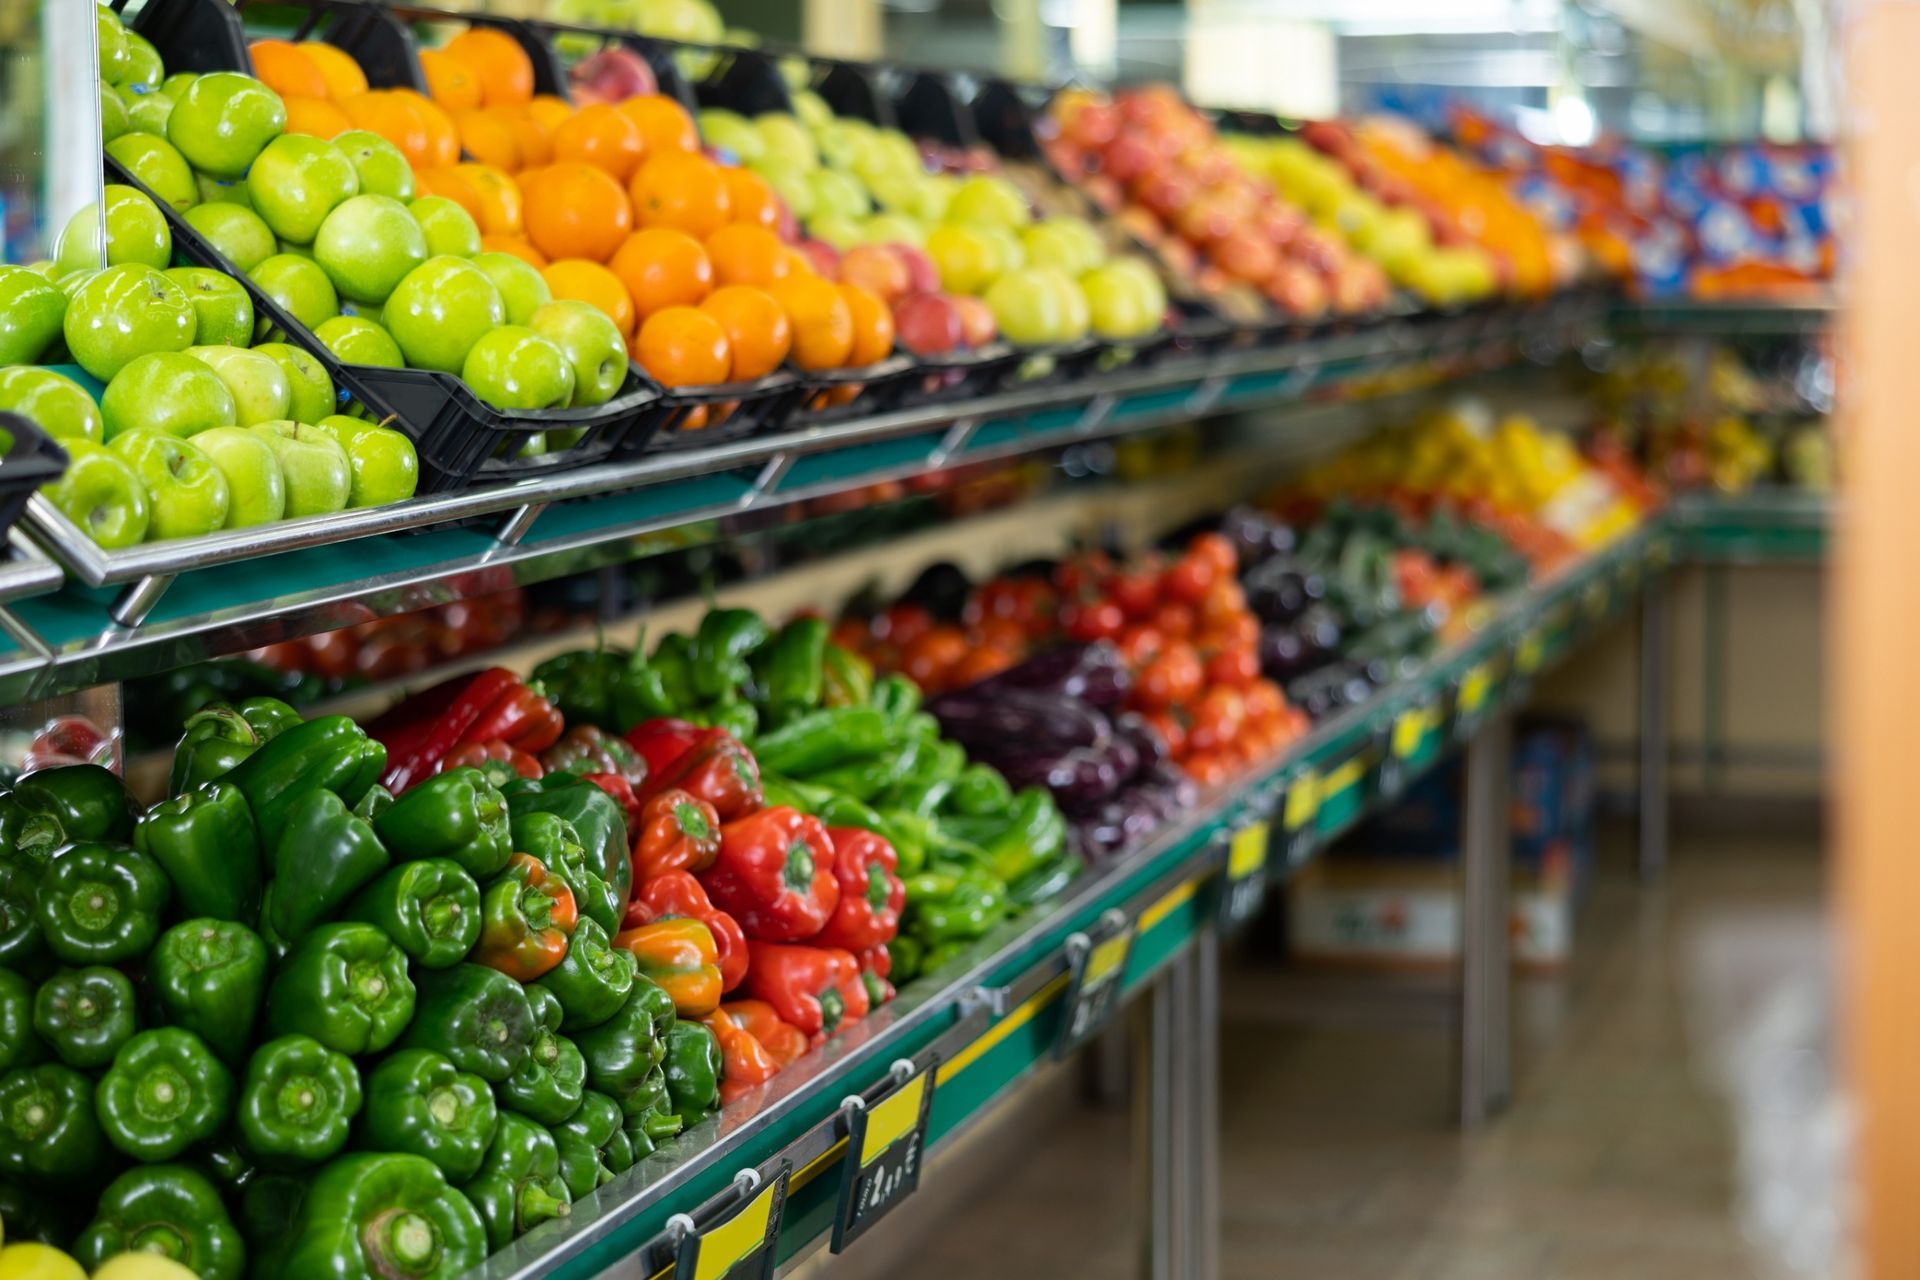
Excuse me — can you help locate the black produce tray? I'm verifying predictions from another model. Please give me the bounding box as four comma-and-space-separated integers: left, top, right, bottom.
113, 0, 250, 73
790, 354, 920, 426
0, 413, 68, 543
641, 370, 810, 454
230, 0, 428, 92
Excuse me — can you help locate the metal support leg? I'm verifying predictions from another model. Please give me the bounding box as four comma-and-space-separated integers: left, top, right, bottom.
1639, 575, 1671, 883
1459, 711, 1513, 1127
1190, 932, 1221, 1280
109, 575, 174, 629
1136, 969, 1180, 1280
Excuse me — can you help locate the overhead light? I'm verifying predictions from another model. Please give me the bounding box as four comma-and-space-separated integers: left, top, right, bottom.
1553, 94, 1598, 144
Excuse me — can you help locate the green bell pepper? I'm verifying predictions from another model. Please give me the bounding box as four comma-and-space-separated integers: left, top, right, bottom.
513, 811, 618, 935
357, 1049, 498, 1184
37, 842, 169, 965
236, 1171, 308, 1276
501, 772, 630, 909
752, 706, 891, 778
134, 780, 261, 924
888, 933, 924, 985
644, 631, 694, 711
265, 923, 416, 1057
552, 1090, 628, 1199
97, 1028, 234, 1161
0, 1062, 108, 1181
660, 1021, 721, 1128
237, 1034, 363, 1169
397, 963, 535, 1084
33, 965, 135, 1069
690, 608, 770, 701
614, 643, 676, 728
170, 697, 301, 795
756, 617, 828, 725
198, 1140, 252, 1195
279, 1153, 488, 1280
344, 858, 482, 970
260, 789, 391, 953
0, 1176, 80, 1245
531, 648, 624, 732
534, 917, 636, 1033
7, 764, 138, 854
354, 784, 395, 823
821, 643, 873, 709
946, 763, 1013, 817
0, 859, 47, 974
619, 1065, 683, 1155
498, 985, 587, 1127
682, 697, 758, 743
462, 1112, 571, 1251
373, 767, 512, 881
148, 918, 269, 1068
0, 970, 45, 1074
572, 976, 676, 1122
73, 1163, 245, 1280
225, 715, 387, 844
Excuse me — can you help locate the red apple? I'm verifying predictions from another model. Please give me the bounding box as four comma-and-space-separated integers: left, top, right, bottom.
1114, 206, 1164, 244
570, 48, 656, 104
893, 291, 964, 355
798, 238, 842, 279
952, 295, 996, 347
890, 244, 940, 295
1101, 134, 1156, 184
1082, 174, 1122, 210
1135, 170, 1196, 219
1292, 226, 1346, 273
1180, 145, 1233, 187
1176, 197, 1238, 246
1065, 102, 1119, 150
1264, 259, 1329, 318
1211, 228, 1280, 282
841, 244, 910, 303
1158, 236, 1198, 275
1254, 204, 1306, 248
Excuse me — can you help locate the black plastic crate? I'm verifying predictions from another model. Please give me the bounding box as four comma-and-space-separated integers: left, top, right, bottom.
375, 3, 569, 98
790, 354, 919, 426
895, 342, 1023, 409
641, 371, 810, 455
0, 414, 68, 544
114, 0, 250, 73
227, 0, 428, 92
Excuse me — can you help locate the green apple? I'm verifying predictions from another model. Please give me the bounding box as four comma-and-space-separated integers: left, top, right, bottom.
247, 135, 359, 246
946, 175, 1031, 229
105, 133, 196, 213
64, 263, 198, 381
791, 88, 833, 130
332, 131, 416, 203
1080, 260, 1165, 339
806, 169, 869, 222
101, 351, 237, 440
249, 421, 349, 517
182, 204, 276, 274
119, 32, 164, 90
528, 299, 627, 408
97, 9, 128, 85
109, 429, 231, 539
461, 325, 574, 411
1046, 266, 1090, 342
311, 415, 419, 508
165, 268, 254, 349
0, 266, 68, 364
808, 213, 862, 252
44, 439, 149, 548
0, 367, 103, 443
276, 241, 315, 261
127, 88, 176, 135
191, 425, 285, 527
755, 113, 819, 170
252, 343, 336, 423
55, 185, 170, 275
168, 72, 287, 180
312, 195, 428, 307
1022, 218, 1102, 276
383, 256, 504, 374
248, 254, 338, 334
101, 90, 128, 144
983, 267, 1068, 346
160, 71, 199, 101
699, 109, 764, 165
811, 119, 871, 172
196, 174, 252, 210
471, 252, 552, 326
185, 345, 291, 426
313, 316, 404, 368
860, 213, 927, 249
925, 224, 1000, 296
754, 161, 815, 220
408, 197, 481, 260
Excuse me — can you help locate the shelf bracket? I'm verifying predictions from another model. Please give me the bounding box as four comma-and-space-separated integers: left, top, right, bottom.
743, 453, 793, 507
110, 575, 174, 629
1079, 392, 1119, 432
491, 503, 546, 549
926, 417, 980, 469
1185, 375, 1228, 417
0, 606, 51, 663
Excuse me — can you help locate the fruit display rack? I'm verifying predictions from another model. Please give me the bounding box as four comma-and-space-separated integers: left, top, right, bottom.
1671, 488, 1830, 563
1611, 293, 1838, 338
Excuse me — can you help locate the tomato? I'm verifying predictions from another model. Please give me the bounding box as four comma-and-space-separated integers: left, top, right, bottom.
1054, 551, 1113, 599
1204, 645, 1260, 689
1140, 709, 1187, 761
1114, 625, 1165, 667
1186, 686, 1247, 755
1061, 598, 1125, 643
1197, 580, 1248, 630
1242, 679, 1287, 726
876, 604, 935, 646
303, 630, 359, 681
1189, 532, 1238, 577
901, 627, 971, 690
971, 617, 1029, 654
1109, 569, 1161, 620
969, 578, 1049, 627
1152, 601, 1195, 640
1198, 613, 1259, 652
1161, 553, 1217, 605
1133, 643, 1203, 710
1184, 752, 1232, 788
831, 617, 872, 651
946, 645, 1018, 689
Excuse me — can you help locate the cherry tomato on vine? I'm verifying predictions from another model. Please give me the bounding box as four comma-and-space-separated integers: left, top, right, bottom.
1184, 752, 1233, 788
1242, 679, 1287, 726
1162, 554, 1217, 605
1198, 580, 1248, 629
1205, 645, 1260, 689
902, 628, 970, 689
1189, 532, 1238, 577
1139, 709, 1188, 761
1199, 614, 1259, 652
1187, 686, 1247, 755
1109, 569, 1161, 620
947, 645, 1019, 689
1061, 598, 1125, 643
1133, 643, 1203, 710
876, 603, 935, 646
1115, 625, 1165, 667
1152, 601, 1195, 640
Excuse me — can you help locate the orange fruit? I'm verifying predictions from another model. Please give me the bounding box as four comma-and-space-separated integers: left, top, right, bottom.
704, 223, 793, 289
629, 153, 731, 238
420, 48, 483, 110
457, 163, 524, 236
722, 168, 782, 230
481, 234, 548, 267
282, 96, 353, 139
250, 41, 329, 100
543, 258, 636, 337
443, 28, 534, 107
700, 285, 791, 380
503, 113, 552, 169
523, 162, 632, 263
453, 108, 521, 172
840, 282, 894, 365
301, 42, 369, 101
769, 276, 854, 370
635, 307, 731, 387
781, 246, 819, 279
620, 96, 699, 156
551, 104, 646, 183
413, 167, 483, 220
526, 95, 574, 130
393, 89, 460, 168
342, 91, 430, 168
610, 227, 714, 320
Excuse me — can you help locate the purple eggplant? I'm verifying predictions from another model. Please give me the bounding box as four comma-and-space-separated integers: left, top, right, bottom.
971, 643, 1131, 708
928, 688, 1110, 752
997, 745, 1127, 815
1114, 712, 1167, 771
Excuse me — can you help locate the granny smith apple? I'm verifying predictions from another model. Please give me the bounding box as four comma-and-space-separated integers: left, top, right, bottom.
64, 263, 198, 381
699, 109, 764, 165
925, 224, 999, 296
160, 72, 198, 102
165, 268, 254, 349
757, 113, 819, 170
97, 9, 128, 85
383, 256, 504, 374
168, 72, 287, 180
808, 214, 862, 252
529, 299, 627, 408
128, 89, 176, 136
806, 169, 869, 222
313, 316, 404, 368
55, 185, 170, 275
192, 426, 286, 527
461, 325, 574, 411
45, 439, 149, 548
247, 135, 359, 246
182, 204, 276, 273
311, 195, 428, 308
105, 133, 196, 213
0, 367, 103, 443
196, 174, 252, 210
983, 267, 1067, 346
860, 213, 927, 249
946, 175, 1031, 229
471, 252, 552, 326
0, 266, 68, 364
333, 132, 415, 202
755, 161, 815, 220
101, 90, 128, 144
408, 196, 481, 260
253, 343, 336, 422
249, 254, 338, 334
101, 351, 237, 440
791, 88, 833, 130
109, 429, 231, 539
1080, 260, 1164, 339
249, 421, 349, 517
276, 241, 315, 261
1048, 266, 1090, 341
1022, 218, 1102, 276
311, 415, 419, 508
119, 32, 164, 90
185, 345, 291, 426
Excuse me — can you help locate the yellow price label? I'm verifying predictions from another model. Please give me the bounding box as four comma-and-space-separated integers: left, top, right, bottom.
1457, 665, 1492, 716
1084, 931, 1131, 987
1391, 706, 1428, 759
860, 1072, 929, 1168
1282, 771, 1321, 832
690, 1174, 785, 1280
1227, 823, 1269, 879
1516, 631, 1545, 675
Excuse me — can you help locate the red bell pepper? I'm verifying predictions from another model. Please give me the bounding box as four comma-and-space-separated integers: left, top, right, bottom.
371, 668, 564, 792
542, 725, 648, 787
438, 739, 544, 788
813, 827, 904, 953
855, 943, 895, 1008
700, 1007, 783, 1105
624, 718, 706, 779
632, 788, 722, 882
636, 728, 763, 822
472, 852, 577, 981
700, 807, 838, 941
623, 870, 748, 992
721, 1000, 809, 1070
583, 772, 641, 830
741, 942, 869, 1038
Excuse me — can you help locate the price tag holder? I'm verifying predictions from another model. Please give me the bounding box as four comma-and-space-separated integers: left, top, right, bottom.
1453, 663, 1493, 742
1216, 821, 1271, 933
831, 1059, 936, 1253
1375, 703, 1428, 801
1515, 628, 1546, 677
674, 1164, 789, 1280
1055, 911, 1135, 1060
1582, 580, 1609, 623
1280, 768, 1322, 868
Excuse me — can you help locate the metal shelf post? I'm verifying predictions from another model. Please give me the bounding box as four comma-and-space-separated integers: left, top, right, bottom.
1640, 572, 1672, 882
1458, 710, 1514, 1127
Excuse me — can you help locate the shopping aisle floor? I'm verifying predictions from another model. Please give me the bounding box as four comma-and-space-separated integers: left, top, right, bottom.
812, 827, 1825, 1279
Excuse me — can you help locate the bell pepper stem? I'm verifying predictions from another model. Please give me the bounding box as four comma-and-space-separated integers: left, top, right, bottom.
518, 1184, 570, 1232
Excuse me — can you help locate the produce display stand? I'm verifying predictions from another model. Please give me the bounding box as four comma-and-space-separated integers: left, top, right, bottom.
1672, 488, 1831, 563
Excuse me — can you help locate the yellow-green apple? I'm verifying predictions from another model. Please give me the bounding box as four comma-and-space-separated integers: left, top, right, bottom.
311, 414, 419, 507
332, 131, 416, 202
252, 342, 336, 422
0, 266, 68, 364
0, 368, 103, 443
1022, 217, 1103, 276
196, 174, 251, 210
101, 351, 237, 440
109, 429, 231, 539
185, 345, 292, 426
859, 213, 926, 250
461, 325, 575, 410
64, 263, 198, 381
97, 9, 128, 84
946, 175, 1030, 229
119, 32, 163, 90
314, 315, 404, 368
105, 134, 195, 212
248, 254, 338, 334
807, 170, 869, 222
1080, 260, 1163, 339
127, 88, 175, 135
249, 421, 350, 516
44, 439, 150, 548
925, 225, 999, 296
382, 256, 504, 374
182, 204, 277, 273
757, 114, 820, 170
471, 252, 552, 326
755, 162, 815, 220
699, 109, 763, 164
55, 185, 171, 274
168, 72, 287, 179
247, 135, 359, 245
808, 214, 862, 252
193, 425, 286, 527
528, 299, 627, 407
160, 71, 198, 100
102, 90, 128, 143
407, 196, 482, 260
314, 195, 429, 305
165, 268, 254, 348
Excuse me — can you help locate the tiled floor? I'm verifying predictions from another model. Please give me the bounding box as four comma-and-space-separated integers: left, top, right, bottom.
809, 829, 1828, 1279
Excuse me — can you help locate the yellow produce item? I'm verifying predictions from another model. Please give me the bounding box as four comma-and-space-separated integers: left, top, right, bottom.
88, 1257, 200, 1280
0, 1244, 86, 1280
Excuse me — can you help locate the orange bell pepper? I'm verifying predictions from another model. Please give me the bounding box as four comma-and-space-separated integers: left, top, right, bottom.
615, 916, 722, 1017
721, 999, 809, 1069
701, 1007, 783, 1105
